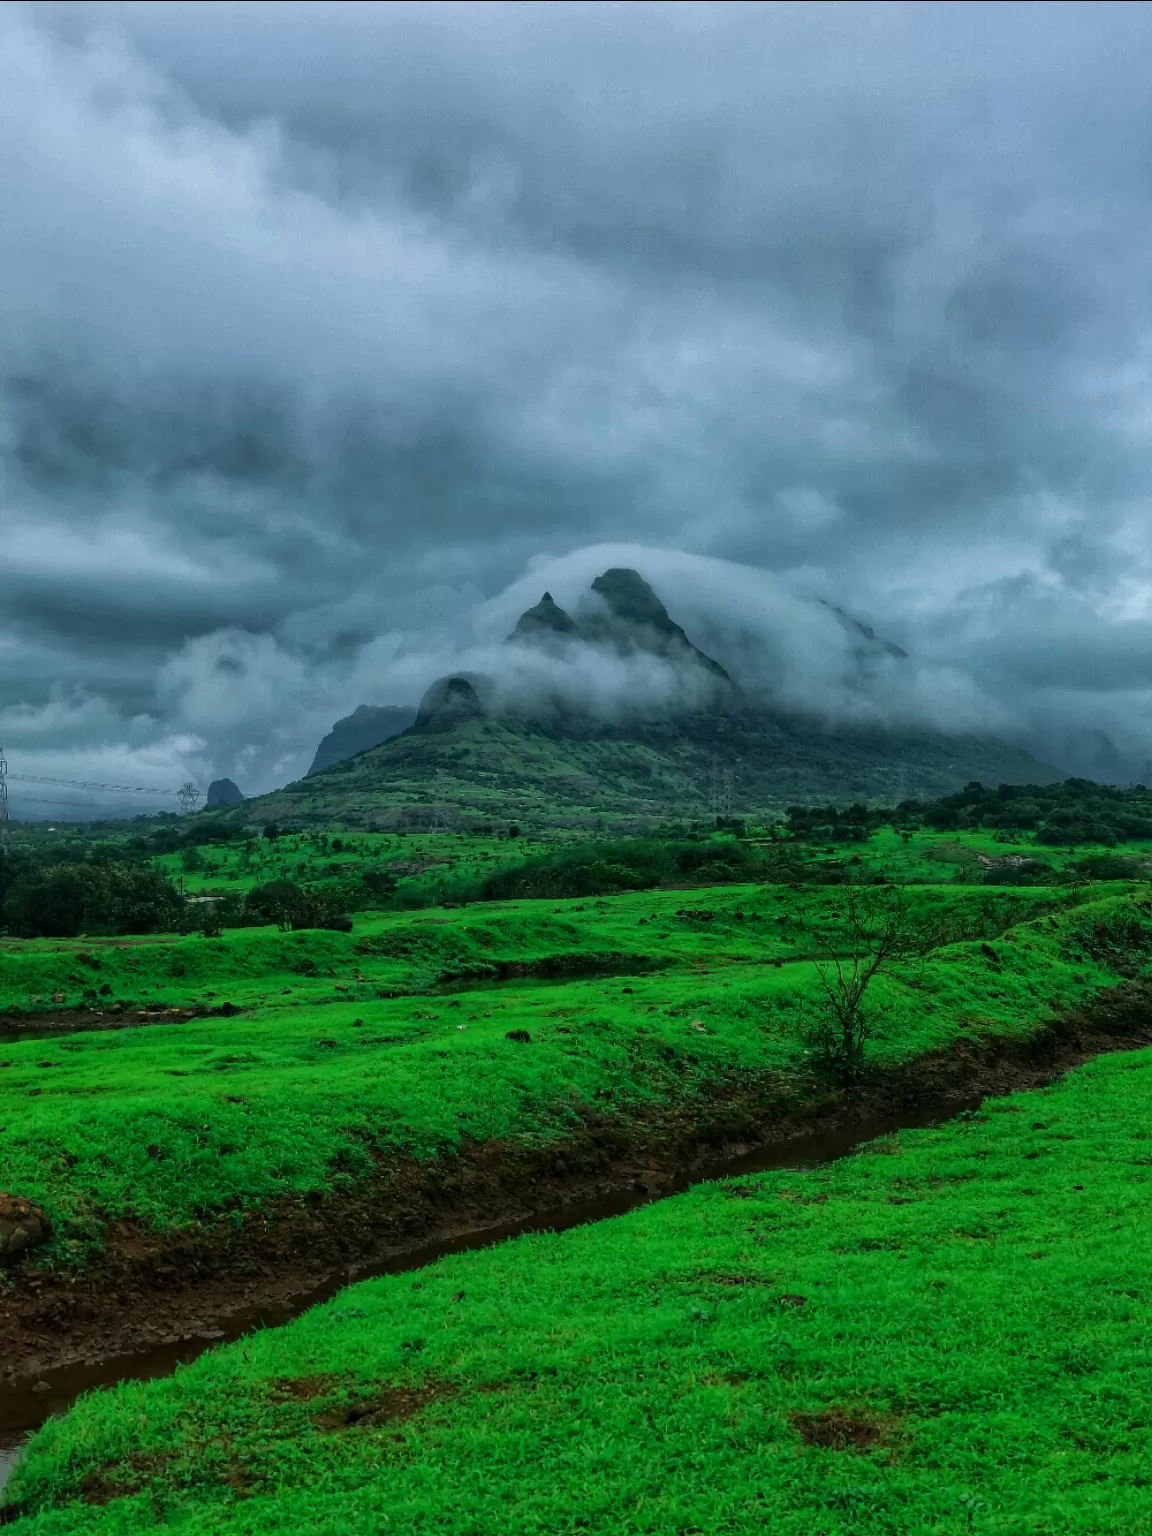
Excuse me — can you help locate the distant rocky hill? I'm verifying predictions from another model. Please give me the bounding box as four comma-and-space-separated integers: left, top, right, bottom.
224, 567, 1059, 832
307, 704, 417, 775
205, 778, 244, 807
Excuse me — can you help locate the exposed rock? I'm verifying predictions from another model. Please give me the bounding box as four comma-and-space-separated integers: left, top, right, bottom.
509, 591, 579, 645
507, 567, 731, 684
821, 600, 908, 660
414, 675, 486, 731
0, 1194, 50, 1264
582, 567, 731, 681
591, 567, 680, 630
308, 704, 418, 776
205, 778, 244, 807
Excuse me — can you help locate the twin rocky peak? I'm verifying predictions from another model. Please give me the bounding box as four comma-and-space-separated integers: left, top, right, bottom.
511, 568, 729, 679
418, 567, 731, 727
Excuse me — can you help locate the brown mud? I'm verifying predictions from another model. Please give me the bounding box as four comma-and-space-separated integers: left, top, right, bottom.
3, 983, 1151, 1446
0, 1004, 239, 1045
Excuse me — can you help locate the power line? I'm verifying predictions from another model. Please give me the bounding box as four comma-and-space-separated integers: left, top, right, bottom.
8, 794, 173, 810
7, 772, 176, 796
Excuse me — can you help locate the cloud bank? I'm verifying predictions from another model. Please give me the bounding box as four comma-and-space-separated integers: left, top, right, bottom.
4, 2, 1152, 810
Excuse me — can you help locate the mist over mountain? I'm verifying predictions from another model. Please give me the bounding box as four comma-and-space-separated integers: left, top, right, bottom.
273, 561, 1056, 829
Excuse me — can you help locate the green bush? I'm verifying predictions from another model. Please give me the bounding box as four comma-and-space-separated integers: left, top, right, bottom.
464, 838, 802, 902
4, 861, 183, 938
244, 880, 352, 932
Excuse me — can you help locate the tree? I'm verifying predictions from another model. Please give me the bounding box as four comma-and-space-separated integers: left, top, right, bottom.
806, 885, 916, 1082
5, 861, 183, 938
244, 879, 350, 932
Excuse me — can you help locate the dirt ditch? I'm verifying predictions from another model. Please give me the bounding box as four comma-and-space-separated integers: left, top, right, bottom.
0, 1003, 241, 1044
2, 981, 1151, 1464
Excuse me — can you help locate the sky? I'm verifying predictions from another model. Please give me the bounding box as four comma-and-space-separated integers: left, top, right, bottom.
5, 0, 1152, 815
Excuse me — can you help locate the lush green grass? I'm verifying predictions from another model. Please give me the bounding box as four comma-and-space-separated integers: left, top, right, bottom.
785, 826, 1152, 885
0, 881, 1064, 1015
151, 830, 528, 903
0, 890, 1141, 1262
160, 825, 1152, 906
9, 1040, 1152, 1532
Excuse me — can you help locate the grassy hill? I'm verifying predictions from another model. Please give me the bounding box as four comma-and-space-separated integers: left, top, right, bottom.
231, 707, 1058, 833
222, 567, 1058, 832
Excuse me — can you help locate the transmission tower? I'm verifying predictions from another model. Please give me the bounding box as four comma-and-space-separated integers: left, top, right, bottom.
706, 756, 738, 820
0, 743, 8, 848
178, 781, 202, 816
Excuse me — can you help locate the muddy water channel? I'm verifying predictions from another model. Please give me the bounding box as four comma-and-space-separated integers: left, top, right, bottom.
429, 961, 661, 995
0, 1092, 982, 1492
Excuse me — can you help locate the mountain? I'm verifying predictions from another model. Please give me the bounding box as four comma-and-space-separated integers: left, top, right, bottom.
510, 567, 730, 682
307, 704, 418, 775
224, 567, 1059, 832
205, 778, 244, 807
509, 591, 579, 649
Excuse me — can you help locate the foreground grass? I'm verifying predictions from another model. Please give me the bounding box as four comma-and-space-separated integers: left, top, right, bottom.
0, 891, 1142, 1262
8, 1043, 1152, 1532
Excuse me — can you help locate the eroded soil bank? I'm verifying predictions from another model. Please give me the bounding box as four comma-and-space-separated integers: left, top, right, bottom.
3, 983, 1150, 1428
0, 1004, 237, 1044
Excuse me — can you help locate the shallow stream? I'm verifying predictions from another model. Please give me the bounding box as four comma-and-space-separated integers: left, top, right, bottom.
0, 1090, 982, 1493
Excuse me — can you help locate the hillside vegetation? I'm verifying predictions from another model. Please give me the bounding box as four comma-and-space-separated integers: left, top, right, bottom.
238, 712, 1057, 832
4, 776, 1152, 1533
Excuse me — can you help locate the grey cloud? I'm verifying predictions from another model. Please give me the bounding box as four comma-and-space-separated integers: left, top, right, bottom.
5, 1, 1152, 808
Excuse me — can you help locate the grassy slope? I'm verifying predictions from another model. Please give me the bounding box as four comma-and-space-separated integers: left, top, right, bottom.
0, 889, 1136, 1259
231, 711, 1057, 831
0, 883, 1063, 1014
9, 1045, 1152, 1533
819, 827, 1152, 883
156, 826, 1152, 912
149, 831, 521, 901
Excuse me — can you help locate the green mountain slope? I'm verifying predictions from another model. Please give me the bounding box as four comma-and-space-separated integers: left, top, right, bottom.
235, 708, 1055, 832
307, 704, 417, 775
229, 567, 1058, 831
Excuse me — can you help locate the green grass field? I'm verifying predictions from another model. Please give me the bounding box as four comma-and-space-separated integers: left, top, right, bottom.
150, 830, 526, 902
156, 825, 1152, 896
8, 1039, 1152, 1533
0, 881, 1067, 1016
4, 817, 1152, 1531
0, 886, 1143, 1263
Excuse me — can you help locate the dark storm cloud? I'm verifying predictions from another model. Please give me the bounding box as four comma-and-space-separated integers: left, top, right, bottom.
5, 0, 1152, 806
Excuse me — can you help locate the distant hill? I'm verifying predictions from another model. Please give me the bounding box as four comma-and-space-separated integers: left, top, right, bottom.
224, 567, 1058, 831
307, 704, 418, 776
205, 778, 244, 807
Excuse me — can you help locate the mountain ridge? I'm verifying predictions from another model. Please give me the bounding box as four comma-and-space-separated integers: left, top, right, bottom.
307, 704, 418, 776
241, 566, 1059, 831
